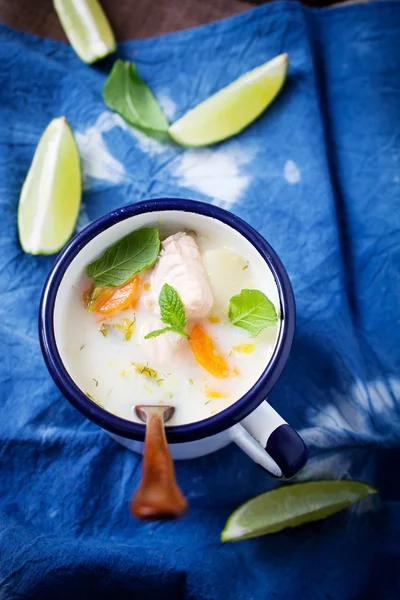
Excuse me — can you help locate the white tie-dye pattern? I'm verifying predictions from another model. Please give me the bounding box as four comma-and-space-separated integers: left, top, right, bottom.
368, 378, 398, 413
296, 452, 353, 481
158, 93, 177, 121
40, 426, 62, 442
91, 111, 166, 158
296, 377, 399, 511
76, 201, 91, 232
300, 376, 400, 449
76, 109, 166, 181
284, 159, 301, 184
94, 111, 128, 134
388, 377, 400, 402
75, 113, 127, 187
76, 111, 255, 207
172, 143, 255, 209
131, 128, 165, 156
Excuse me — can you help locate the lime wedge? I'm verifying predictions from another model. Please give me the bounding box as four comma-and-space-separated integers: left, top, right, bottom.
169, 53, 288, 147
18, 117, 81, 255
221, 480, 377, 542
54, 0, 116, 64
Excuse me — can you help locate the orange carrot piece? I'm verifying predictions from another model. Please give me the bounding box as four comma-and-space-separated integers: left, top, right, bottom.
189, 324, 230, 379
96, 276, 140, 315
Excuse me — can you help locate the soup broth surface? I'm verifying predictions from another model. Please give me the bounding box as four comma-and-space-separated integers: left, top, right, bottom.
60, 223, 280, 426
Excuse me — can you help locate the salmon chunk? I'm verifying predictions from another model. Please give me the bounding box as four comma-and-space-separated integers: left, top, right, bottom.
151, 232, 213, 319
141, 318, 188, 364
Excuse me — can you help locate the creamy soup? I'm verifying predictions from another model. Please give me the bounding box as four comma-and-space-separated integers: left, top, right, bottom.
59, 221, 281, 426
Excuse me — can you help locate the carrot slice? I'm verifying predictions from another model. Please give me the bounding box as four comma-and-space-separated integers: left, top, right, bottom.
83, 276, 140, 315
189, 324, 230, 379
96, 276, 140, 315
83, 285, 112, 312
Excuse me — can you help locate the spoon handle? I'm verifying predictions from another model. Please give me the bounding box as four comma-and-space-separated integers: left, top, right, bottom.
131, 409, 188, 520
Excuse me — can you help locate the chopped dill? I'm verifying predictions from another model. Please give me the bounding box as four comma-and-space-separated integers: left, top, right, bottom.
80, 344, 85, 351
124, 319, 135, 341
133, 363, 157, 379
113, 316, 136, 341
142, 366, 157, 378
92, 378, 98, 387
157, 379, 164, 386
243, 262, 249, 270
99, 323, 108, 337
188, 378, 194, 385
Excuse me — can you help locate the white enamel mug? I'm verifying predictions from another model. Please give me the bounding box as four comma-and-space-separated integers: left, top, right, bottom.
39, 198, 308, 479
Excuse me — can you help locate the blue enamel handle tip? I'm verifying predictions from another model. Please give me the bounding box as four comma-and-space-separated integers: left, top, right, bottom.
266, 424, 309, 479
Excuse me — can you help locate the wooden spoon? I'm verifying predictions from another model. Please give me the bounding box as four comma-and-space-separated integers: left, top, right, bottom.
130, 405, 188, 520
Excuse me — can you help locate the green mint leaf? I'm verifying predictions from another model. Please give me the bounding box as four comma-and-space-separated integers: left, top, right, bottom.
86, 227, 160, 287
228, 289, 278, 337
144, 284, 188, 340
103, 59, 169, 134
159, 283, 186, 331
145, 326, 189, 340
144, 327, 173, 340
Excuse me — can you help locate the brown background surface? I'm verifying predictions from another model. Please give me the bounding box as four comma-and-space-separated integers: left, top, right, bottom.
0, 0, 354, 41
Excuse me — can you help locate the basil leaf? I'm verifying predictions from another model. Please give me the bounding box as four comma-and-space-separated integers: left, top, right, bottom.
145, 284, 189, 340
228, 289, 278, 337
86, 227, 160, 287
103, 59, 169, 133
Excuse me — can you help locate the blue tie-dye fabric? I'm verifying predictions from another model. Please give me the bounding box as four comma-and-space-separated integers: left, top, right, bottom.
0, 1, 399, 598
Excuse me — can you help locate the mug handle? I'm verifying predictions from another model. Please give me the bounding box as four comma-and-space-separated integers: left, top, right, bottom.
229, 401, 309, 479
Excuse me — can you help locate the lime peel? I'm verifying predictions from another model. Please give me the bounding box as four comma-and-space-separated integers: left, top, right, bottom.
54, 0, 116, 64
169, 53, 288, 147
221, 480, 377, 543
18, 117, 81, 255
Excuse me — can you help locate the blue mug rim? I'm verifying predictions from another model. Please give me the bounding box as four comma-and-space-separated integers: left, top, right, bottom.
39, 198, 295, 443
